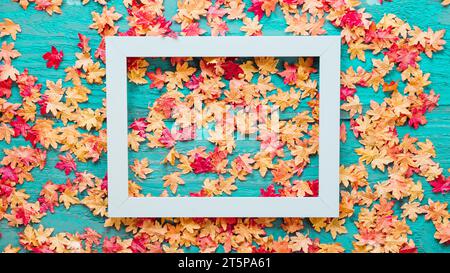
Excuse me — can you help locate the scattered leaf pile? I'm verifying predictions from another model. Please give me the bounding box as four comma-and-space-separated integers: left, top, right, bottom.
127, 56, 319, 198
0, 0, 449, 253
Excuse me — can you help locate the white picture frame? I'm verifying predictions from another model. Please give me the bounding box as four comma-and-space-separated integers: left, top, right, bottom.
106, 36, 340, 217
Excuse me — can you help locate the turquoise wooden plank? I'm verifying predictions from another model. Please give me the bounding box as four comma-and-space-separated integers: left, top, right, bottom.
0, 0, 449, 253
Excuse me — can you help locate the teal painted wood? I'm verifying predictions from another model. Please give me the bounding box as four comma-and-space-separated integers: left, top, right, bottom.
0, 0, 449, 252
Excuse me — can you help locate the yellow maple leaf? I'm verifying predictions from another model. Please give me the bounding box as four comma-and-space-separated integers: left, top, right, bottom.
162, 172, 185, 194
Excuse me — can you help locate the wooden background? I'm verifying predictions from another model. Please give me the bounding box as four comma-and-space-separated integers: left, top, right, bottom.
0, 0, 449, 252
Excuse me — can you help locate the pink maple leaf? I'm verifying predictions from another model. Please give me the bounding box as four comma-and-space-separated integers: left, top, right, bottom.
77, 33, 90, 52
408, 107, 427, 129
185, 74, 203, 90
278, 63, 297, 84
182, 22, 206, 36
55, 153, 77, 175
173, 126, 196, 142
158, 128, 175, 148
129, 118, 148, 138
102, 237, 124, 253
0, 166, 18, 183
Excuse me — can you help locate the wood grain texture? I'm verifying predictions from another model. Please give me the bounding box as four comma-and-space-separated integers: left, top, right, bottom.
0, 0, 449, 252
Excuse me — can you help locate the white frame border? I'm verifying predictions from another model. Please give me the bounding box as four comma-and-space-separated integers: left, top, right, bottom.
106, 36, 340, 217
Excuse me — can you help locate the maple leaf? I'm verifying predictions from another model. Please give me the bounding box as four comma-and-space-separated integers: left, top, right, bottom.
260, 184, 281, 197
325, 218, 348, 239
158, 128, 175, 148
434, 220, 450, 244
43, 46, 64, 70
341, 95, 362, 118
0, 19, 21, 40
221, 60, 244, 80
77, 33, 91, 53
128, 130, 145, 152
0, 42, 20, 63
10, 116, 31, 138
240, 16, 262, 36
130, 158, 153, 179
0, 123, 14, 144
81, 193, 107, 217
401, 202, 425, 222
190, 154, 214, 174
255, 57, 278, 75
285, 13, 309, 36
0, 62, 19, 81
147, 68, 166, 89
289, 233, 312, 253
247, 0, 264, 19
55, 153, 77, 175
59, 185, 80, 209
2, 244, 21, 253
278, 62, 297, 84
85, 62, 105, 84
75, 52, 93, 72
162, 172, 184, 194
429, 175, 450, 194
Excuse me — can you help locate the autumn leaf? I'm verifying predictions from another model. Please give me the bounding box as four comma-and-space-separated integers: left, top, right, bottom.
0, 19, 21, 40
130, 158, 153, 179
162, 172, 185, 194
43, 46, 64, 70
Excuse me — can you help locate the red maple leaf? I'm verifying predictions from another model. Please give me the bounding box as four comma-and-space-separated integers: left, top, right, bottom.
190, 154, 214, 174
340, 10, 363, 28
221, 60, 244, 80
429, 175, 450, 194
10, 116, 31, 138
399, 245, 418, 253
146, 68, 166, 89
42, 46, 64, 69
55, 153, 77, 175
260, 184, 281, 197
248, 0, 264, 19
24, 128, 39, 147
305, 179, 319, 197
340, 87, 356, 100
131, 233, 149, 253
0, 78, 12, 98
190, 189, 208, 197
